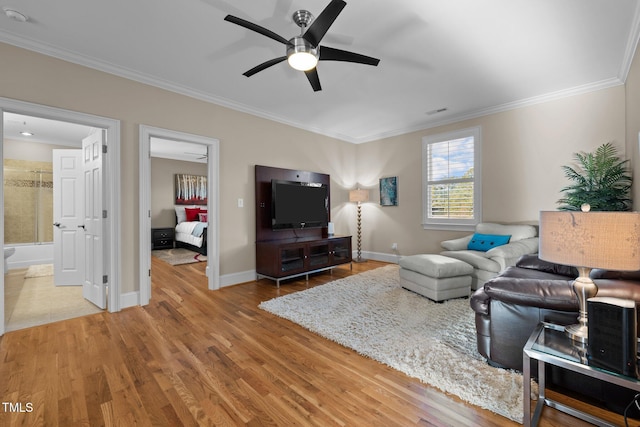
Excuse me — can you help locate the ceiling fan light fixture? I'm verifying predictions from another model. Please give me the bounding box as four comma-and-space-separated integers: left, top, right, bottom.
287, 37, 318, 71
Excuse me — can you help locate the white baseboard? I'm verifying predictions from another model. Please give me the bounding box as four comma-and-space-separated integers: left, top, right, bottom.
354, 250, 401, 264
220, 269, 256, 287
120, 291, 139, 309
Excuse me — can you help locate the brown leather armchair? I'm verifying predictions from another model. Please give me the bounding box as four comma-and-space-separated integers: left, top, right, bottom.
471, 254, 640, 371
470, 254, 640, 414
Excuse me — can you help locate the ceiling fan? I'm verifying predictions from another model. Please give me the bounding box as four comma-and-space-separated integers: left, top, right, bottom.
184, 151, 207, 160
224, 0, 380, 92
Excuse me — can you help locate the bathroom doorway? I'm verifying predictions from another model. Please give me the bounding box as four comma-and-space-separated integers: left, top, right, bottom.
2, 113, 100, 331
0, 97, 122, 336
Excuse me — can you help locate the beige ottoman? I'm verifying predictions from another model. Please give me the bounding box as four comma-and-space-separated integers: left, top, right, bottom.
399, 254, 473, 302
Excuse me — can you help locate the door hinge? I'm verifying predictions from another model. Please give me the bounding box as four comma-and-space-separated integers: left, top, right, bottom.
102, 210, 107, 219
149, 269, 151, 277
102, 145, 108, 154
103, 275, 108, 284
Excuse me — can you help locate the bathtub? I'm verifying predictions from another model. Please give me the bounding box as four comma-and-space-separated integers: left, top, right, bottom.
5, 243, 54, 270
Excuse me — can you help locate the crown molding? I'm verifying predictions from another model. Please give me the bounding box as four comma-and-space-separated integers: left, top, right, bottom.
352, 77, 625, 144
618, 0, 640, 82
0, 28, 633, 145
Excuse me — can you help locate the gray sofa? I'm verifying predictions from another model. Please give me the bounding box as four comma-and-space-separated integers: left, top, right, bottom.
440, 222, 539, 290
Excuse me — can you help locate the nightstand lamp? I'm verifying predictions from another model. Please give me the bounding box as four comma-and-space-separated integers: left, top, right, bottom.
349, 188, 369, 262
539, 209, 640, 343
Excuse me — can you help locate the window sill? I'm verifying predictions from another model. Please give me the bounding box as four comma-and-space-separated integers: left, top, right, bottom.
422, 222, 477, 232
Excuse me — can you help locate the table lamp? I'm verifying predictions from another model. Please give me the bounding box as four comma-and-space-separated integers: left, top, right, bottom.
539, 209, 640, 343
349, 188, 369, 262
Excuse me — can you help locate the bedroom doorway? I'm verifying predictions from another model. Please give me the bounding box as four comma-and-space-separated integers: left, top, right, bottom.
138, 126, 219, 305
0, 97, 122, 336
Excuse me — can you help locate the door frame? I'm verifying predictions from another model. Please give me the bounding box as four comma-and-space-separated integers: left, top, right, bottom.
0, 97, 122, 336
138, 125, 220, 305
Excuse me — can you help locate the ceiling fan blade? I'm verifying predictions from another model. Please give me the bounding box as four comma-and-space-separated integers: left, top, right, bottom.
243, 57, 287, 77
303, 0, 346, 47
319, 46, 380, 66
224, 15, 290, 45
305, 68, 322, 92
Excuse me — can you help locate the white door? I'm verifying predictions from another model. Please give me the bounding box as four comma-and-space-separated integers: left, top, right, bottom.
52, 150, 84, 286
83, 130, 106, 309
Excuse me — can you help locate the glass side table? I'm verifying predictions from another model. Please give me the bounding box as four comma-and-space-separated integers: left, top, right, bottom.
523, 322, 640, 427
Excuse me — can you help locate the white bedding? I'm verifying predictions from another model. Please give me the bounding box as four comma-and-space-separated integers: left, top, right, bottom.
175, 221, 206, 248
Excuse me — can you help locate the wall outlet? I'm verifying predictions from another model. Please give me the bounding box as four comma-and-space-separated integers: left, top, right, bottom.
391, 243, 398, 251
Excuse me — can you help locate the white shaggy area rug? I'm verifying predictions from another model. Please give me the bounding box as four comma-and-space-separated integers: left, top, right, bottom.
259, 265, 530, 423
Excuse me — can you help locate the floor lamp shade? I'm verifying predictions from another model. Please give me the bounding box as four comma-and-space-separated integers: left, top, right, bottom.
349, 189, 370, 204
349, 189, 369, 262
539, 211, 640, 342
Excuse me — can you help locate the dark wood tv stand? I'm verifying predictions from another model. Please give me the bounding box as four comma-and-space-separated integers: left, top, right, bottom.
256, 235, 352, 286
255, 165, 352, 287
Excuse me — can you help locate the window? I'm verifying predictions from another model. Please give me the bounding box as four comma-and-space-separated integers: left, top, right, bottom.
422, 126, 482, 230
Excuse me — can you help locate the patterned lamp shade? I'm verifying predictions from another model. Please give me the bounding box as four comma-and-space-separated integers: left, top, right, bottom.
539, 211, 640, 271
539, 210, 640, 342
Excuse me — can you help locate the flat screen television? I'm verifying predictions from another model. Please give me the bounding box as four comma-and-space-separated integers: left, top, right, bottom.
271, 179, 329, 230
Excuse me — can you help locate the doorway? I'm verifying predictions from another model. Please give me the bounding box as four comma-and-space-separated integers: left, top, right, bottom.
3, 115, 97, 331
0, 97, 122, 336
139, 125, 219, 305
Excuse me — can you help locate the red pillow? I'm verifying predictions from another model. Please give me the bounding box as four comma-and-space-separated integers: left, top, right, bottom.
198, 213, 208, 222
184, 207, 201, 222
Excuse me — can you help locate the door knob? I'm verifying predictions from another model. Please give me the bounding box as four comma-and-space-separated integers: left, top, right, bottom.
78, 225, 85, 229
53, 222, 61, 228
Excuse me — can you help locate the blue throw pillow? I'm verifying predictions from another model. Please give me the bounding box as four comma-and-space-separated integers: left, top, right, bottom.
467, 233, 511, 252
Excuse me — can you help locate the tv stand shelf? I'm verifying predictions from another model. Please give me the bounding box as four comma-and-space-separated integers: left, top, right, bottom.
256, 236, 352, 287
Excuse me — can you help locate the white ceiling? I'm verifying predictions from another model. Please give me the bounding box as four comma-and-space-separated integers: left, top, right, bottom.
0, 0, 639, 144
3, 112, 90, 147
150, 137, 208, 163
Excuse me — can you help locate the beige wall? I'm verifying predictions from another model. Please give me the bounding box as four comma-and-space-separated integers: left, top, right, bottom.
0, 40, 635, 296
355, 85, 627, 257
4, 139, 71, 162
627, 42, 640, 210
150, 158, 207, 228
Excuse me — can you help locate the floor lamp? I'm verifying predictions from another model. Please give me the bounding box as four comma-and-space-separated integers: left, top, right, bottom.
539, 209, 640, 343
349, 188, 369, 263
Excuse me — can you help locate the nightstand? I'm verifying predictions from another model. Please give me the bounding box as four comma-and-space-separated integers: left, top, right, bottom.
152, 227, 174, 250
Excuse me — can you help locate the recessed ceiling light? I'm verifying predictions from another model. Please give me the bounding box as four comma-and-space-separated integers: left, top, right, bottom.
20, 131, 34, 136
3, 7, 28, 22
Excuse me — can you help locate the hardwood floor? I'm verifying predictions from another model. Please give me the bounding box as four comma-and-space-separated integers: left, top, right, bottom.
0, 258, 635, 426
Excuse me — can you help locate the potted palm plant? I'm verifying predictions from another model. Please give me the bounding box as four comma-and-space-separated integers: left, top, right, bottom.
557, 142, 632, 211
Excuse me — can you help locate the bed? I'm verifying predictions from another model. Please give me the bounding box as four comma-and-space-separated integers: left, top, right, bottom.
174, 206, 208, 255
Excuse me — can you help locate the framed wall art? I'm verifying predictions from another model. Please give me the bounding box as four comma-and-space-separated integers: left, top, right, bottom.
380, 176, 398, 206
175, 174, 207, 205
